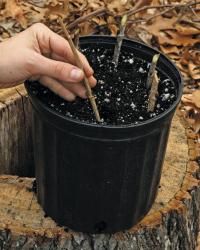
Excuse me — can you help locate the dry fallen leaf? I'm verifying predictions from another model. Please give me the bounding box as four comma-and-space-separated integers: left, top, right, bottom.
45, 0, 69, 18
108, 23, 118, 36
190, 50, 200, 64
180, 106, 200, 133
140, 16, 177, 36
182, 90, 200, 109
87, 0, 104, 10
106, 0, 132, 14
175, 23, 200, 36
69, 0, 87, 12
160, 45, 180, 55
92, 17, 107, 26
180, 48, 190, 65
79, 21, 95, 35
1, 0, 27, 28
188, 61, 200, 80
158, 30, 200, 46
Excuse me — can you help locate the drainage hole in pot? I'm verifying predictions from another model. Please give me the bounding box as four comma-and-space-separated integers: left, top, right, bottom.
94, 221, 107, 233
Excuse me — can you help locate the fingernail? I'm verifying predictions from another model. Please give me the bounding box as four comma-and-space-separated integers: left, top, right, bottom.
90, 67, 94, 74
92, 77, 97, 85
65, 94, 76, 102
89, 76, 97, 87
70, 68, 82, 80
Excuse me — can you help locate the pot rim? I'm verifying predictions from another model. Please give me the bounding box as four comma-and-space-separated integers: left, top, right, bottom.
25, 35, 183, 129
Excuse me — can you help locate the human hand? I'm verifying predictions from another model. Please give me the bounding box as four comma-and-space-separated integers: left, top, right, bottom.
0, 23, 96, 101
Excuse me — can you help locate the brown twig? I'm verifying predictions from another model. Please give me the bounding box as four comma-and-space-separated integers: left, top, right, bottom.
174, 4, 189, 25
145, 6, 176, 23
124, 0, 200, 17
189, 5, 199, 17
67, 7, 107, 30
147, 72, 159, 112
58, 18, 101, 122
127, 0, 152, 16
180, 19, 200, 30
127, 19, 146, 24
128, 2, 200, 25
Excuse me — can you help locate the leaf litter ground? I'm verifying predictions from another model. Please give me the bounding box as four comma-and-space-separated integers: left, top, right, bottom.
0, 0, 199, 129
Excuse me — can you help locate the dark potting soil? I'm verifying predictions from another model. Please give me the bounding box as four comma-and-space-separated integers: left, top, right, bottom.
29, 44, 177, 125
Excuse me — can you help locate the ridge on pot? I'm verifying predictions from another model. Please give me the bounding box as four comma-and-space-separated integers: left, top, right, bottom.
25, 36, 182, 234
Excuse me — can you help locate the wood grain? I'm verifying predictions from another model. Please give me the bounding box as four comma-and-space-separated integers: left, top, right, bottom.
0, 85, 34, 177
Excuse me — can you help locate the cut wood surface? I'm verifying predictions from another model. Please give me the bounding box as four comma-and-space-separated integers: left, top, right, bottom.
0, 86, 199, 249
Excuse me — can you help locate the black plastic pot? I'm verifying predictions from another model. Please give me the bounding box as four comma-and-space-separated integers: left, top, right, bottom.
25, 36, 182, 234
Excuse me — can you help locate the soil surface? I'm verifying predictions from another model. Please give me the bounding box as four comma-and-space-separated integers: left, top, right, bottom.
29, 44, 177, 125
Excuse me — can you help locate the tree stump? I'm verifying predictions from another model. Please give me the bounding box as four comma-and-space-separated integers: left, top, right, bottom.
0, 86, 200, 249
0, 85, 33, 177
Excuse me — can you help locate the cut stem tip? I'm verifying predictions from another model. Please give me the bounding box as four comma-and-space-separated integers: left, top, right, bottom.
58, 18, 101, 123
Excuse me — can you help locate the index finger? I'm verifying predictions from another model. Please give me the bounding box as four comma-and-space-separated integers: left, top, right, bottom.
41, 25, 94, 77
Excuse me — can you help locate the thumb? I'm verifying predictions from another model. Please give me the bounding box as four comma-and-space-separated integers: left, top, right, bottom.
33, 54, 84, 83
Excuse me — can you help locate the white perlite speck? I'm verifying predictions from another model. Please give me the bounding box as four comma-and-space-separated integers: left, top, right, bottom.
105, 91, 111, 97
104, 98, 110, 103
162, 93, 170, 101
130, 102, 136, 109
99, 80, 105, 85
138, 67, 146, 73
157, 104, 160, 108
66, 112, 72, 117
171, 94, 175, 99
128, 58, 134, 64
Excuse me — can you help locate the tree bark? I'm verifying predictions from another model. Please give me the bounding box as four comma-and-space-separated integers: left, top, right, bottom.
0, 88, 199, 249
0, 85, 34, 177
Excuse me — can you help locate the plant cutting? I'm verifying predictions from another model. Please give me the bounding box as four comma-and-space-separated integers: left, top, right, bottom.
25, 18, 182, 234
147, 53, 160, 112
113, 14, 128, 66
59, 18, 101, 122
74, 28, 80, 49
